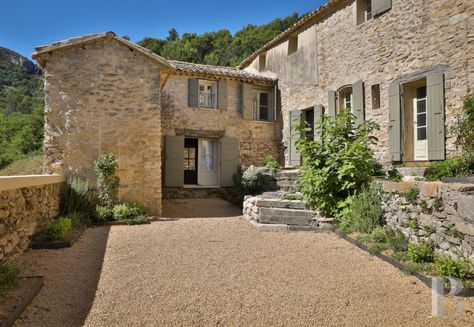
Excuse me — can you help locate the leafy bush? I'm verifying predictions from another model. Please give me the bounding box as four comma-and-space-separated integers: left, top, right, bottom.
94, 153, 120, 208
371, 227, 388, 243
404, 187, 419, 204
338, 183, 383, 234
404, 262, 436, 275
0, 264, 19, 296
407, 242, 435, 263
241, 166, 264, 196
387, 168, 402, 181
95, 205, 113, 221
44, 217, 73, 241
296, 109, 380, 216
425, 158, 467, 181
61, 176, 93, 215
386, 229, 408, 252
453, 96, 474, 169
112, 202, 145, 221
265, 155, 281, 171
435, 256, 472, 280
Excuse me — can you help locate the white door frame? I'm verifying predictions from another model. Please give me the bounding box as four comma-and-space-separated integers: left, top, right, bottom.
413, 88, 428, 161
197, 138, 220, 186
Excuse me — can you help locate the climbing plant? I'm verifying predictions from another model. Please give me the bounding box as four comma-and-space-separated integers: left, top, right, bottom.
93, 153, 120, 208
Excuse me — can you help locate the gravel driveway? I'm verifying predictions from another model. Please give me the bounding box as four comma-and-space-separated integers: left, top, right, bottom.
13, 199, 474, 326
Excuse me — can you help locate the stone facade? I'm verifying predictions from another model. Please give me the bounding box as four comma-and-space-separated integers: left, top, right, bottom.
0, 181, 63, 262
38, 38, 164, 215
161, 75, 281, 167
382, 181, 474, 265
244, 0, 474, 166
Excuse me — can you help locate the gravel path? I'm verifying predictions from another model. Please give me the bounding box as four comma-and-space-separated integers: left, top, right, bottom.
13, 199, 474, 326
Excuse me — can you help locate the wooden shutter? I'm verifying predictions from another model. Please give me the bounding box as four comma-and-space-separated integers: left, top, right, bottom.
268, 85, 277, 121
388, 84, 401, 162
241, 83, 254, 119
220, 137, 239, 186
314, 104, 323, 141
188, 79, 199, 107
427, 73, 445, 160
165, 135, 184, 187
352, 80, 365, 125
328, 90, 336, 116
289, 110, 301, 167
218, 81, 227, 110
371, 0, 392, 16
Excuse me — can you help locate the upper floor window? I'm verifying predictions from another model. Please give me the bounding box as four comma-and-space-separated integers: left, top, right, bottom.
357, 0, 392, 25
259, 53, 267, 72
288, 34, 298, 56
338, 86, 353, 113
198, 80, 217, 109
254, 91, 270, 121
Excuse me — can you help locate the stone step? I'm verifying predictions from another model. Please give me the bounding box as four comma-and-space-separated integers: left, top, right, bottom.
259, 207, 316, 225
254, 198, 307, 210
396, 167, 427, 177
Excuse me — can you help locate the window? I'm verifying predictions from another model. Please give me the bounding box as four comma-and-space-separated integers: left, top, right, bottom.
371, 84, 380, 109
415, 86, 427, 141
253, 91, 271, 121
259, 53, 266, 72
183, 147, 196, 170
338, 87, 353, 113
288, 34, 298, 56
198, 80, 217, 108
357, 0, 391, 24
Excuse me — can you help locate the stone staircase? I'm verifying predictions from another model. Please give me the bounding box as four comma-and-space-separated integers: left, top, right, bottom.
242, 169, 335, 231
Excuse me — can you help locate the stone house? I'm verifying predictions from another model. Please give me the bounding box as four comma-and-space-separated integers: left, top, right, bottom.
33, 0, 473, 215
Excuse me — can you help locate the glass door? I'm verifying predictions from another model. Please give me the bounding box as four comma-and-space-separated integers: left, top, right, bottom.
413, 86, 428, 161
198, 139, 219, 186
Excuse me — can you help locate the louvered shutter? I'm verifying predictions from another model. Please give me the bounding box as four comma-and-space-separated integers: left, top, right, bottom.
371, 0, 392, 16
217, 81, 227, 110
352, 80, 365, 125
427, 73, 445, 160
188, 79, 199, 107
220, 137, 239, 186
314, 104, 323, 141
328, 90, 336, 116
165, 135, 184, 186
289, 110, 301, 167
388, 84, 401, 162
241, 83, 254, 119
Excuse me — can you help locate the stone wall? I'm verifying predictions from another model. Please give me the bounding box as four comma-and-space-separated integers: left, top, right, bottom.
161, 75, 281, 166
245, 0, 474, 166
382, 181, 474, 264
39, 38, 163, 215
0, 176, 64, 262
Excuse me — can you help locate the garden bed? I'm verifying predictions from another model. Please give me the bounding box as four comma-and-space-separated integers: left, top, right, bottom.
93, 217, 153, 226
337, 231, 474, 297
30, 225, 86, 249
0, 276, 43, 327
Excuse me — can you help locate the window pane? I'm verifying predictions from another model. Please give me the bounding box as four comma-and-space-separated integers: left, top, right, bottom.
417, 128, 427, 140
417, 86, 427, 99
189, 148, 196, 159
417, 113, 426, 126
417, 99, 426, 114
188, 160, 195, 170
184, 161, 189, 170
200, 140, 215, 171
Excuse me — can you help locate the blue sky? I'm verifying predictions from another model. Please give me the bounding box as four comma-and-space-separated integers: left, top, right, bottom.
1, 0, 324, 59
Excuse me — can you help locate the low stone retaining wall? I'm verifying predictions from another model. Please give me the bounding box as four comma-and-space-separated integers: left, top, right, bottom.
0, 175, 65, 262
382, 180, 474, 264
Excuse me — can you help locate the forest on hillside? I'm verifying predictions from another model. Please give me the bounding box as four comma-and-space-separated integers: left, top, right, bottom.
0, 13, 299, 171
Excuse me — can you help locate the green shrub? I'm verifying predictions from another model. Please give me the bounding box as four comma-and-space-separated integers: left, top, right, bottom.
296, 109, 380, 216
387, 168, 402, 182
0, 264, 19, 296
338, 183, 383, 234
112, 202, 145, 221
61, 176, 93, 215
95, 205, 113, 221
265, 155, 281, 171
405, 187, 419, 204
405, 262, 436, 275
409, 216, 419, 230
425, 158, 466, 181
453, 96, 474, 171
368, 242, 391, 254
45, 217, 73, 241
390, 251, 409, 262
94, 153, 120, 208
371, 227, 388, 243
241, 166, 264, 196
386, 229, 408, 252
407, 242, 435, 263
435, 256, 472, 280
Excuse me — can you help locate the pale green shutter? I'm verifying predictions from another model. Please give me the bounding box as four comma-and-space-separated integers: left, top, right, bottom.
241, 83, 254, 119
220, 137, 239, 186
328, 90, 336, 116
427, 73, 445, 160
371, 0, 392, 16
289, 110, 301, 167
314, 104, 323, 140
188, 79, 199, 107
388, 84, 401, 162
218, 81, 227, 110
352, 80, 365, 125
165, 135, 184, 186
268, 85, 277, 121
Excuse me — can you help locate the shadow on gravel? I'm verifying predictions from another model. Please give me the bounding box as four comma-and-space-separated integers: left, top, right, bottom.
13, 226, 111, 327
162, 198, 242, 218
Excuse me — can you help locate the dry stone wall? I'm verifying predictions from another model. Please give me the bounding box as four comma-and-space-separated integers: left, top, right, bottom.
0, 180, 63, 262
161, 76, 281, 166
382, 181, 474, 265
40, 39, 163, 215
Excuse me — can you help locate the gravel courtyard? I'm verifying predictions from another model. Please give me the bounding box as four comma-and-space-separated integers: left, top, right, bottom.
13, 199, 474, 326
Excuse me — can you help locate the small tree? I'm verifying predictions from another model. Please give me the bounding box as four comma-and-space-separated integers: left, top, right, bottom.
454, 96, 474, 173
93, 153, 120, 208
296, 109, 380, 216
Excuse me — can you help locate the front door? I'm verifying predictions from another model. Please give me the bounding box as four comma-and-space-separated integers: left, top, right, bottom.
198, 139, 219, 186
413, 86, 428, 161
184, 138, 198, 185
